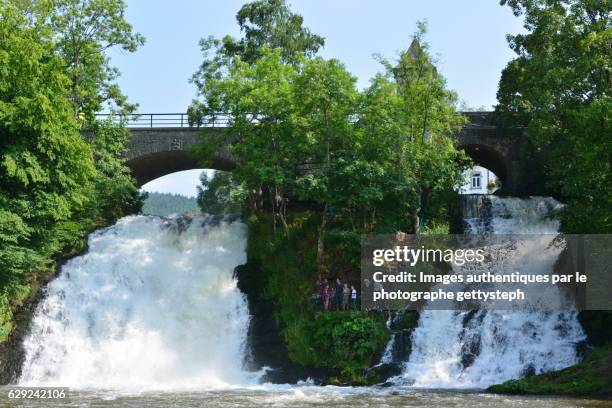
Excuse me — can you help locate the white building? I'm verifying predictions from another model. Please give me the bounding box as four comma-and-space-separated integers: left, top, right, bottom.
458, 166, 498, 194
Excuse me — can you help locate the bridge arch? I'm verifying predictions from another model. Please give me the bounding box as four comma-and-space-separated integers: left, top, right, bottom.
459, 143, 508, 188
119, 112, 533, 195
454, 112, 528, 195
124, 127, 234, 187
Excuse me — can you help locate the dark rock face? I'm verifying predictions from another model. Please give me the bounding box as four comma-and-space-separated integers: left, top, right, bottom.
460, 334, 482, 369
234, 262, 328, 384
521, 364, 537, 377
459, 310, 485, 369
366, 363, 402, 385
0, 243, 90, 385
578, 311, 612, 347
389, 330, 413, 363
385, 312, 418, 364
0, 284, 47, 384
365, 311, 419, 385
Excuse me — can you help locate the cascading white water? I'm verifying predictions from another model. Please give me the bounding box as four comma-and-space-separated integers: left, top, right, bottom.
393, 196, 586, 388
18, 215, 257, 390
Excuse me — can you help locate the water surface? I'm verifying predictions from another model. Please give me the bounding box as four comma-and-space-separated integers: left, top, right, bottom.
1, 386, 610, 408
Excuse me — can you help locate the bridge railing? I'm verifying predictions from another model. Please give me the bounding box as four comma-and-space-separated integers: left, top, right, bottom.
95, 111, 498, 129
95, 113, 232, 128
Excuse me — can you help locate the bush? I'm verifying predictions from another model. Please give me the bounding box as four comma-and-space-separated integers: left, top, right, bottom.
306, 312, 389, 375
246, 211, 390, 381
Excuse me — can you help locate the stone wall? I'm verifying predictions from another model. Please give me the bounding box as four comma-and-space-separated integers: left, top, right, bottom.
124, 113, 536, 194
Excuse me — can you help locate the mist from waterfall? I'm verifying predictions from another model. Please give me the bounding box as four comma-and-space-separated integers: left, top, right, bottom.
18, 215, 257, 390
392, 196, 586, 388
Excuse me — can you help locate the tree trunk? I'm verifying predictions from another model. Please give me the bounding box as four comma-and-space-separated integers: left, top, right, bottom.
277, 186, 289, 235
316, 203, 329, 272
411, 210, 420, 235
412, 187, 430, 234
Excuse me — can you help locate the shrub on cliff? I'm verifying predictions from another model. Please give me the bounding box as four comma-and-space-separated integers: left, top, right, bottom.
303, 313, 390, 376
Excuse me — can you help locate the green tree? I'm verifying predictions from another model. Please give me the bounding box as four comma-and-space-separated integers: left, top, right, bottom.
497, 0, 611, 233
86, 118, 144, 221
0, 0, 144, 340
197, 171, 245, 215
0, 2, 96, 338
188, 0, 327, 230
188, 0, 324, 128
223, 0, 324, 64
45, 0, 146, 220
292, 57, 359, 267
360, 26, 469, 233
50, 0, 145, 119
191, 48, 302, 229
190, 23, 467, 238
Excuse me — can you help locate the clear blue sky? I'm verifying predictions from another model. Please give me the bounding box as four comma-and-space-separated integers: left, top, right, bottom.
120, 1, 524, 197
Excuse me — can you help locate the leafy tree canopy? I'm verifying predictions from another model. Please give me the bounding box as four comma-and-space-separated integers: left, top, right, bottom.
189, 0, 324, 126
497, 0, 611, 233
189, 21, 468, 239
225, 0, 324, 63
49, 0, 145, 119
0, 0, 143, 339
197, 171, 246, 215
0, 2, 97, 337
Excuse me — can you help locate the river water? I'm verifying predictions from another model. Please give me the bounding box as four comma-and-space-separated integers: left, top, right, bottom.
3, 199, 610, 407
0, 385, 610, 407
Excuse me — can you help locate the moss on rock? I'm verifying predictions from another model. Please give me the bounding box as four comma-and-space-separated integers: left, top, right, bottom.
487, 346, 612, 396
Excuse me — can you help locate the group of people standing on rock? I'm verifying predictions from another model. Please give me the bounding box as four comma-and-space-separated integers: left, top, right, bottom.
316, 276, 358, 311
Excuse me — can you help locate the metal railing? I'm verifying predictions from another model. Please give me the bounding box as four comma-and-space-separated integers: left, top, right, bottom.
95, 111, 497, 129
95, 113, 233, 128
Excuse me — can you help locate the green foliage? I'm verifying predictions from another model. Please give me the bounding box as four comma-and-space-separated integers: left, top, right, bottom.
142, 192, 199, 216
190, 21, 467, 238
303, 312, 390, 375
323, 229, 361, 270
0, 2, 98, 340
223, 0, 324, 64
187, 0, 323, 130
87, 118, 144, 222
497, 0, 611, 233
48, 0, 145, 221
196, 171, 245, 215
50, 0, 145, 118
247, 211, 318, 329
246, 212, 390, 380
189, 0, 323, 94
360, 27, 470, 232
50, 0, 146, 221
0, 0, 143, 341
488, 346, 612, 395
189, 13, 468, 372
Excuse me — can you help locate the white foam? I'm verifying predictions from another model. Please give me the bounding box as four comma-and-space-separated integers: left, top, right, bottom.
19, 215, 255, 391
393, 196, 585, 388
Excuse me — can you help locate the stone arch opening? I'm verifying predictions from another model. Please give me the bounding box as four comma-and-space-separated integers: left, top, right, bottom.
126, 150, 234, 187
460, 144, 509, 188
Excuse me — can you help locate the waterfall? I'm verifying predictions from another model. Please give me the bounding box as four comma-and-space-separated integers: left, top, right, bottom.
392, 195, 586, 388
18, 215, 257, 390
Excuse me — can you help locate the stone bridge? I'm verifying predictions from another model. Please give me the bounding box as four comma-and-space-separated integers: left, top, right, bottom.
121, 112, 533, 195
